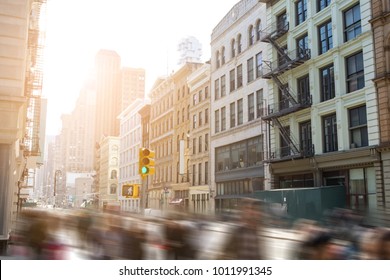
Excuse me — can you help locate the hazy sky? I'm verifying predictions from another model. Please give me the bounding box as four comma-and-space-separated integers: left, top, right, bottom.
42, 0, 239, 135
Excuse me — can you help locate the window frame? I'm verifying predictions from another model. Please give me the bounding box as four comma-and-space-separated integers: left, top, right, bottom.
318, 20, 333, 55
346, 51, 365, 93
247, 57, 254, 83
296, 0, 308, 26
320, 64, 335, 102
344, 3, 361, 42
323, 113, 338, 153
349, 105, 368, 148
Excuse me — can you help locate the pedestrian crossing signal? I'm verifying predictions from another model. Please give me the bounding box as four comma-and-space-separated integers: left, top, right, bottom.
122, 184, 139, 198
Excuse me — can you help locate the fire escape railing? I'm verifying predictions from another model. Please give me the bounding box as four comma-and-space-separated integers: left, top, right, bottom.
260, 20, 314, 162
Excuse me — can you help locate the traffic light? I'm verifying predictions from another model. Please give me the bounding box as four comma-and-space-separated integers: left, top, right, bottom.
139, 148, 155, 176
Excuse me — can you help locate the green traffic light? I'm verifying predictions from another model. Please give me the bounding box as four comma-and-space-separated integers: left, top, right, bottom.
141, 166, 149, 174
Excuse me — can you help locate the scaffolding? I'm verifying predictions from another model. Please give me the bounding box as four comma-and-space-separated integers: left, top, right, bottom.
24, 0, 47, 157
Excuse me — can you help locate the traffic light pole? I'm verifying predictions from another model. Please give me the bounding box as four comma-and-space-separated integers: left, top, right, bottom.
140, 175, 147, 215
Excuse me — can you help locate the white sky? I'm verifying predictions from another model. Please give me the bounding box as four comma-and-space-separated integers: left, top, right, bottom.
42, 0, 239, 135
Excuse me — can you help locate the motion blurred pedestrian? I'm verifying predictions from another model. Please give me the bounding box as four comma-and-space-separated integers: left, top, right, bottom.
220, 198, 265, 259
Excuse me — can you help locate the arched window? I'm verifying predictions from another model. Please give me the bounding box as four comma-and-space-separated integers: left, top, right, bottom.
249, 25, 255, 46
256, 19, 262, 41
231, 38, 236, 58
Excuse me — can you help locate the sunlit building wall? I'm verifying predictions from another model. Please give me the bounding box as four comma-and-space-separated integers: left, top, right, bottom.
120, 67, 145, 112
170, 62, 203, 210
99, 136, 120, 209
148, 77, 175, 210
260, 0, 379, 214
210, 0, 269, 213
0, 0, 47, 253
371, 0, 390, 214
118, 98, 149, 213
188, 62, 212, 214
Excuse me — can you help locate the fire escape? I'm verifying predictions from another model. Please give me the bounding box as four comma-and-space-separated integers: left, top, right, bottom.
18, 0, 47, 205
260, 19, 314, 161
24, 0, 47, 158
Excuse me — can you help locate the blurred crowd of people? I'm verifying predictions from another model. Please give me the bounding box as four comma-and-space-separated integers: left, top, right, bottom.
3, 202, 390, 260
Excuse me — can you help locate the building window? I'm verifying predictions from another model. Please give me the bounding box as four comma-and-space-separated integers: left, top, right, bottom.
187, 105, 190, 120
349, 105, 368, 148
192, 164, 196, 185
221, 47, 225, 65
318, 20, 333, 54
237, 34, 242, 54
280, 126, 291, 157
193, 138, 196, 155
198, 163, 202, 185
199, 136, 202, 153
300, 121, 312, 156
318, 0, 331, 12
237, 64, 243, 88
278, 45, 288, 67
221, 75, 226, 97
205, 108, 209, 124
205, 161, 209, 184
296, 33, 308, 58
193, 114, 197, 129
221, 106, 226, 131
231, 39, 236, 58
177, 110, 180, 125
346, 51, 364, 93
344, 3, 361, 42
205, 134, 209, 151
216, 51, 220, 68
182, 108, 185, 122
215, 109, 220, 133
256, 89, 263, 118
279, 84, 289, 111
320, 64, 335, 101
199, 112, 202, 126
249, 25, 255, 46
230, 69, 236, 92
214, 79, 220, 100
237, 99, 243, 125
277, 12, 288, 30
247, 57, 254, 83
296, 0, 307, 26
205, 86, 209, 99
110, 184, 117, 195
323, 113, 338, 153
256, 19, 262, 41
297, 74, 310, 104
256, 52, 262, 78
198, 90, 202, 103
248, 93, 255, 121
230, 102, 236, 128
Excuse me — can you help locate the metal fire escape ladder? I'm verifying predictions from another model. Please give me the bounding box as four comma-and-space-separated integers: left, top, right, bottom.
272, 118, 300, 156
270, 74, 298, 106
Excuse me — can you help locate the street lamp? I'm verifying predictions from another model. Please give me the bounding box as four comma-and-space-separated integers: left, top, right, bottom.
53, 169, 62, 208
